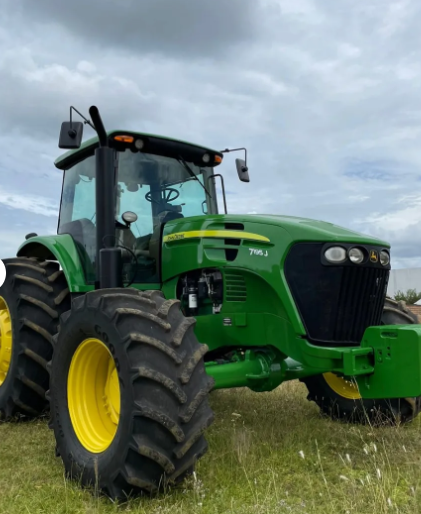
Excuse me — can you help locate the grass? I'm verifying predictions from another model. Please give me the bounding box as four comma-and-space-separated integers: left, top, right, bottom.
1, 381, 421, 513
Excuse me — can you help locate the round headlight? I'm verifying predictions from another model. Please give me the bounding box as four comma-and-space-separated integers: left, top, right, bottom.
324, 246, 347, 263
202, 153, 211, 163
134, 139, 144, 150
348, 247, 364, 264
380, 250, 390, 266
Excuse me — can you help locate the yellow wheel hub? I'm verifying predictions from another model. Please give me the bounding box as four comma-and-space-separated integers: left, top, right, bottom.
323, 372, 361, 400
68, 338, 121, 453
0, 296, 12, 387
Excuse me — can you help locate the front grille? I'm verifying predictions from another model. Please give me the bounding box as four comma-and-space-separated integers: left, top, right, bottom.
284, 243, 390, 346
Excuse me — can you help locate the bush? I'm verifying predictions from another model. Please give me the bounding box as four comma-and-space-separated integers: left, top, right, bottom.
394, 288, 421, 304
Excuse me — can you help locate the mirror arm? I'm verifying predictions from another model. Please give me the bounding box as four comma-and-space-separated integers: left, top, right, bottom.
207, 173, 227, 214
220, 147, 248, 170
67, 106, 108, 147
70, 106, 96, 131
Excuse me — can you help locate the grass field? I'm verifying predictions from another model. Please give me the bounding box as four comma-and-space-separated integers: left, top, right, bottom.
1, 381, 421, 514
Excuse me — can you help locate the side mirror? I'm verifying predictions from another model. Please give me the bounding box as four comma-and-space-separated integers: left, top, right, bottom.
59, 121, 84, 149
236, 158, 250, 183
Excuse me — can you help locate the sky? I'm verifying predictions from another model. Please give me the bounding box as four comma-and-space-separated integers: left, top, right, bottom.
1, 0, 421, 268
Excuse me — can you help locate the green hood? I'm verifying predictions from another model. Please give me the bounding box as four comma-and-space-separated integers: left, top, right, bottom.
178, 213, 390, 248
244, 214, 389, 246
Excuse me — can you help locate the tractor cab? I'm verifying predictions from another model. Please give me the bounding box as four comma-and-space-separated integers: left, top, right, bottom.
56, 132, 224, 285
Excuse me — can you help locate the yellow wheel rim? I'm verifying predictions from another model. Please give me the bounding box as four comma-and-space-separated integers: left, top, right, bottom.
0, 296, 12, 387
67, 338, 121, 453
323, 372, 361, 400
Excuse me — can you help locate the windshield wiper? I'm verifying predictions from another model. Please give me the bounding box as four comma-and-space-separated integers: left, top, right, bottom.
177, 155, 212, 199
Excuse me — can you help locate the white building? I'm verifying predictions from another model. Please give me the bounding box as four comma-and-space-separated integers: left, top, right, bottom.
387, 268, 421, 298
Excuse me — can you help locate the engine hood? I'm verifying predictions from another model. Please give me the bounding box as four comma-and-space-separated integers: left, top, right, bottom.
238, 214, 389, 246
165, 213, 390, 247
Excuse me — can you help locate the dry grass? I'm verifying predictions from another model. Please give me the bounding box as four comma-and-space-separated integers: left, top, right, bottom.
1, 381, 421, 513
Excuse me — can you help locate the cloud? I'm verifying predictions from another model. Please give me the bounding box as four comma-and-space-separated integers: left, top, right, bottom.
15, 0, 259, 60
0, 49, 160, 141
1, 0, 421, 272
0, 188, 58, 217
0, 203, 58, 258
353, 192, 421, 263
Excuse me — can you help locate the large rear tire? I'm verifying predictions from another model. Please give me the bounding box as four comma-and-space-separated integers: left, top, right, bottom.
0, 257, 70, 419
48, 288, 215, 499
302, 298, 421, 424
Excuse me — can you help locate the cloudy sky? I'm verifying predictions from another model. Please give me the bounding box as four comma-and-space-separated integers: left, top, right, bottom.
1, 0, 421, 269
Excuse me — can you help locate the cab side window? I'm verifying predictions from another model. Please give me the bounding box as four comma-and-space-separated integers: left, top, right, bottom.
58, 155, 97, 283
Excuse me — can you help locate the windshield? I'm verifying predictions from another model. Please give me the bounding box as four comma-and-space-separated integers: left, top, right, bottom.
116, 149, 212, 229
58, 148, 217, 285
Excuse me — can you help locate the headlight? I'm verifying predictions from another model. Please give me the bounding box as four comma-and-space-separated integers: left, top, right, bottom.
324, 246, 347, 263
348, 247, 364, 264
380, 250, 390, 266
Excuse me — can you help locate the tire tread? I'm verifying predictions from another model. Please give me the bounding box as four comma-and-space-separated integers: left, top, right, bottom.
0, 257, 70, 419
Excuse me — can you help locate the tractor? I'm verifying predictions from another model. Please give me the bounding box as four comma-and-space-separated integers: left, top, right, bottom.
1, 105, 421, 500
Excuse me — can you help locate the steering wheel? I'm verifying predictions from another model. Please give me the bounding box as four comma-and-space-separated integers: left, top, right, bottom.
145, 187, 180, 205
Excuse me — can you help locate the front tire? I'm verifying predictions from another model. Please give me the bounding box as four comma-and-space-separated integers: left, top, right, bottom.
48, 288, 215, 499
302, 298, 421, 424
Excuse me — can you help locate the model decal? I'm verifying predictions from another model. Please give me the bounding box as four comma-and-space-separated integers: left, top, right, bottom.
163, 230, 270, 244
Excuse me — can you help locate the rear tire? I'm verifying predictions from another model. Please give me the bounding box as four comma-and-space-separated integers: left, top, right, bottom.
0, 257, 70, 419
301, 298, 421, 424
48, 287, 215, 500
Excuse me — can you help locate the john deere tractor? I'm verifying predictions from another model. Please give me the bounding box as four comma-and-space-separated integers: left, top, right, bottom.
1, 105, 421, 499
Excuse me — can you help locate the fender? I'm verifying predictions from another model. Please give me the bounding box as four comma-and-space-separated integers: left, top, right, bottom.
17, 235, 91, 293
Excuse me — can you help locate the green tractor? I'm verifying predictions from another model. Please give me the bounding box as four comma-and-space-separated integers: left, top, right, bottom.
1, 105, 421, 499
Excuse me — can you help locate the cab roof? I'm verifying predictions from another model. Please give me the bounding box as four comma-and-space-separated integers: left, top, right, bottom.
54, 130, 224, 170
